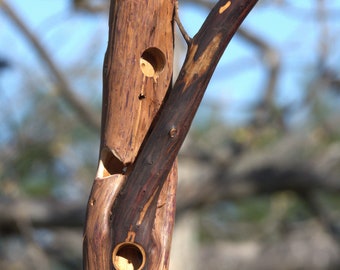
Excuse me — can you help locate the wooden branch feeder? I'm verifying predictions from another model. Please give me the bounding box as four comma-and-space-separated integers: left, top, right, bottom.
83, 0, 258, 269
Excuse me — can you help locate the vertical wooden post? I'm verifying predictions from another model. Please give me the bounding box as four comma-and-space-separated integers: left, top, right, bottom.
83, 0, 258, 269
83, 0, 176, 269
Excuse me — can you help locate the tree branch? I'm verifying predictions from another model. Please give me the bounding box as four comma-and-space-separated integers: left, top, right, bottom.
112, 0, 259, 235
174, 0, 192, 44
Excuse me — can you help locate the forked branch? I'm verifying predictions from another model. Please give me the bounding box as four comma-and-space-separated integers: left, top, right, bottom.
109, 0, 258, 266
84, 0, 258, 269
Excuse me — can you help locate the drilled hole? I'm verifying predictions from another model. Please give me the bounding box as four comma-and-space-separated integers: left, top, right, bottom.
140, 47, 166, 78
96, 148, 125, 177
112, 242, 146, 270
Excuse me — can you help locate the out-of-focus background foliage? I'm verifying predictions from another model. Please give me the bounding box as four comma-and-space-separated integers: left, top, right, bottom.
1, 0, 340, 269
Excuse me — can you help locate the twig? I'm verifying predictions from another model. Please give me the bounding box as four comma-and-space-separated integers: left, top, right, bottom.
174, 0, 192, 45
109, 0, 259, 253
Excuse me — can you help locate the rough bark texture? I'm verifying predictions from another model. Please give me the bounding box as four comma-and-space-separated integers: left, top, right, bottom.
108, 3, 258, 264
100, 0, 175, 164
83, 1, 176, 269
83, 0, 258, 269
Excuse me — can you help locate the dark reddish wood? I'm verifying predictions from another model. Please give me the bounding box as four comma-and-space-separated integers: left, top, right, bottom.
83, 0, 176, 269
109, 0, 258, 267
111, 0, 259, 238
84, 0, 258, 269
100, 0, 174, 165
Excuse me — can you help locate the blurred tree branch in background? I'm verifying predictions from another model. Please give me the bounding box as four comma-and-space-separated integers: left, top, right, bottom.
1, 1, 100, 132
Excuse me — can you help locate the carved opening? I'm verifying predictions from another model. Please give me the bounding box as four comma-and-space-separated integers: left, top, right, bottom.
112, 242, 146, 270
140, 47, 166, 78
96, 147, 125, 177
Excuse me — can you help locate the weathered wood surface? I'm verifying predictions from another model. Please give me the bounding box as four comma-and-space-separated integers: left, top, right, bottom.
83, 0, 258, 269
83, 0, 176, 269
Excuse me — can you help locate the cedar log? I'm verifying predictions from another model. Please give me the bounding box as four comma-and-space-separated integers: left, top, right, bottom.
83, 0, 258, 269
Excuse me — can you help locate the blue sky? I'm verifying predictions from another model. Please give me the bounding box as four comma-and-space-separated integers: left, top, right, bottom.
1, 0, 340, 129
178, 1, 340, 125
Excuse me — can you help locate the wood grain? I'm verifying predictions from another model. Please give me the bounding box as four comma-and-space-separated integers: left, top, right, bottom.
83, 0, 176, 269
83, 0, 258, 269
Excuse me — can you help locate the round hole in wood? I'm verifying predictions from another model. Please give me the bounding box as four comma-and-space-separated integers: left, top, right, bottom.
140, 47, 166, 78
112, 242, 146, 270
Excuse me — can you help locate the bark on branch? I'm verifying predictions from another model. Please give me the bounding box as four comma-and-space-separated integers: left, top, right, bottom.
83, 0, 258, 269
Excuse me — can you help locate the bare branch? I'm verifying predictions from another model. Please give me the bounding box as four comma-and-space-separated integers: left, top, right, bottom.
1, 1, 100, 132
174, 0, 192, 45
183, 0, 283, 128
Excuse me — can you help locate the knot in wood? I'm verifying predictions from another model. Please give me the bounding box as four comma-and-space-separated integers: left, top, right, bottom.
169, 127, 177, 138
